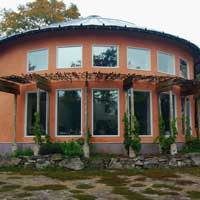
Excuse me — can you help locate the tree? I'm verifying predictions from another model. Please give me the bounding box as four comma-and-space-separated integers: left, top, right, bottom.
0, 0, 80, 36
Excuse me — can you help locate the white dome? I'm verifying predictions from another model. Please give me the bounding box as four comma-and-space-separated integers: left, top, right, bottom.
48, 15, 138, 28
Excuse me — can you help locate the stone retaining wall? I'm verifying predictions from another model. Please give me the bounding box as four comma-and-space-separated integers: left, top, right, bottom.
0, 153, 200, 171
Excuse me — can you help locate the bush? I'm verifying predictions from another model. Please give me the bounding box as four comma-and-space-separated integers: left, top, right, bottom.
39, 143, 63, 155
39, 141, 83, 157
14, 148, 34, 157
181, 136, 200, 153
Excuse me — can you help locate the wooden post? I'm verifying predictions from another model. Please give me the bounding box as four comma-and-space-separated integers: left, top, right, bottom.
169, 90, 174, 135
83, 80, 90, 158
11, 94, 18, 152
36, 89, 40, 113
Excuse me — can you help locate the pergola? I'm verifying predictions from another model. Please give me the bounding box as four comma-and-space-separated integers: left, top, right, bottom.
0, 71, 200, 150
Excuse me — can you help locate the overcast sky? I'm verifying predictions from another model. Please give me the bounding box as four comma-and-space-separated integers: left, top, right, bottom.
0, 0, 200, 47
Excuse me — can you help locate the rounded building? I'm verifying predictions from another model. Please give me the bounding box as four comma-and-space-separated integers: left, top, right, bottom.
0, 15, 200, 154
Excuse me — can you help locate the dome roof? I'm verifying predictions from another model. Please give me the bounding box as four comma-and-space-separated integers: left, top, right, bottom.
48, 15, 138, 29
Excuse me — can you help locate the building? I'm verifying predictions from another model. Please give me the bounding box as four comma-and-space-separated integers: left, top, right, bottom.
0, 15, 200, 154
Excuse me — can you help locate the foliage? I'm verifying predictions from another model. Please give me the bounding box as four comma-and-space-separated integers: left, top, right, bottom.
13, 148, 33, 157
123, 113, 141, 155
0, 0, 80, 36
33, 112, 43, 145
185, 116, 191, 136
85, 129, 91, 145
154, 117, 177, 154
39, 141, 83, 157
182, 136, 200, 153
44, 134, 51, 144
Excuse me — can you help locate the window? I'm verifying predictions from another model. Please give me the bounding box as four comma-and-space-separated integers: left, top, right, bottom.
93, 45, 118, 67
28, 49, 48, 72
93, 89, 119, 136
134, 91, 151, 135
159, 93, 176, 135
180, 59, 189, 79
128, 48, 151, 70
57, 90, 82, 136
181, 97, 191, 134
57, 46, 82, 68
158, 52, 175, 74
26, 92, 47, 136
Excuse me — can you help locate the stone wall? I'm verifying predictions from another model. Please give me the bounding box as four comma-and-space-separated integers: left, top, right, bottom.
0, 153, 200, 171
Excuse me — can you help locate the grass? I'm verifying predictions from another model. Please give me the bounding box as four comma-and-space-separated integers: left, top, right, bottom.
24, 184, 67, 191
187, 191, 200, 199
7, 176, 21, 179
175, 179, 196, 185
76, 184, 94, 189
0, 181, 6, 185
143, 188, 179, 196
134, 176, 146, 181
0, 184, 21, 192
73, 194, 96, 200
112, 186, 152, 200
131, 183, 146, 187
15, 192, 32, 198
70, 189, 84, 194
152, 183, 182, 191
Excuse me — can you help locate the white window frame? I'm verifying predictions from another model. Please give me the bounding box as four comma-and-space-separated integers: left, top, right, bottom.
27, 48, 49, 72
92, 45, 119, 68
55, 88, 83, 137
133, 89, 153, 137
157, 51, 175, 75
24, 91, 48, 137
127, 47, 151, 71
56, 45, 83, 69
179, 58, 190, 79
92, 88, 120, 137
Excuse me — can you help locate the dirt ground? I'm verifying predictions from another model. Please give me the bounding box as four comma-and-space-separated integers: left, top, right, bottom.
0, 168, 200, 200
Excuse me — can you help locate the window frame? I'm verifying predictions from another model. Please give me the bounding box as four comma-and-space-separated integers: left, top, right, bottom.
92, 88, 120, 137
157, 51, 175, 75
27, 48, 49, 72
179, 57, 190, 79
133, 89, 153, 137
127, 47, 151, 71
92, 45, 119, 68
55, 88, 83, 137
56, 45, 83, 69
24, 91, 48, 137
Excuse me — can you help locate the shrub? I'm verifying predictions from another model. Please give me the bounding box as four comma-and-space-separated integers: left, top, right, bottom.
60, 141, 83, 157
39, 143, 63, 155
33, 112, 43, 145
14, 148, 33, 157
39, 141, 83, 157
181, 136, 200, 153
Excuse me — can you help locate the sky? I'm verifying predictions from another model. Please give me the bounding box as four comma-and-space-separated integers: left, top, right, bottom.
0, 0, 200, 47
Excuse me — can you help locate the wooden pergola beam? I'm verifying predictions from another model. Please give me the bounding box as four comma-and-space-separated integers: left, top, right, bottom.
34, 74, 51, 92
0, 79, 20, 95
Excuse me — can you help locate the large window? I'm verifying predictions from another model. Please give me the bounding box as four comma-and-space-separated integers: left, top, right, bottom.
159, 93, 176, 135
57, 46, 82, 68
181, 97, 191, 134
93, 89, 119, 136
128, 48, 151, 70
180, 59, 189, 79
57, 90, 82, 136
93, 45, 118, 67
26, 92, 47, 136
158, 52, 175, 74
134, 91, 151, 135
28, 49, 48, 72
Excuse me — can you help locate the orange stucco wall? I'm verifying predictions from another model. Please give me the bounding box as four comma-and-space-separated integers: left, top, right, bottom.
0, 30, 196, 145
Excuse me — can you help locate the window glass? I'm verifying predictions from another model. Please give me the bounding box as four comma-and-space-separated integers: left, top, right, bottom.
26, 92, 47, 136
134, 91, 151, 135
159, 93, 176, 135
93, 90, 118, 135
57, 90, 81, 136
158, 52, 175, 74
181, 97, 191, 134
128, 48, 150, 70
93, 46, 118, 67
57, 46, 82, 68
180, 59, 188, 79
28, 49, 48, 71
